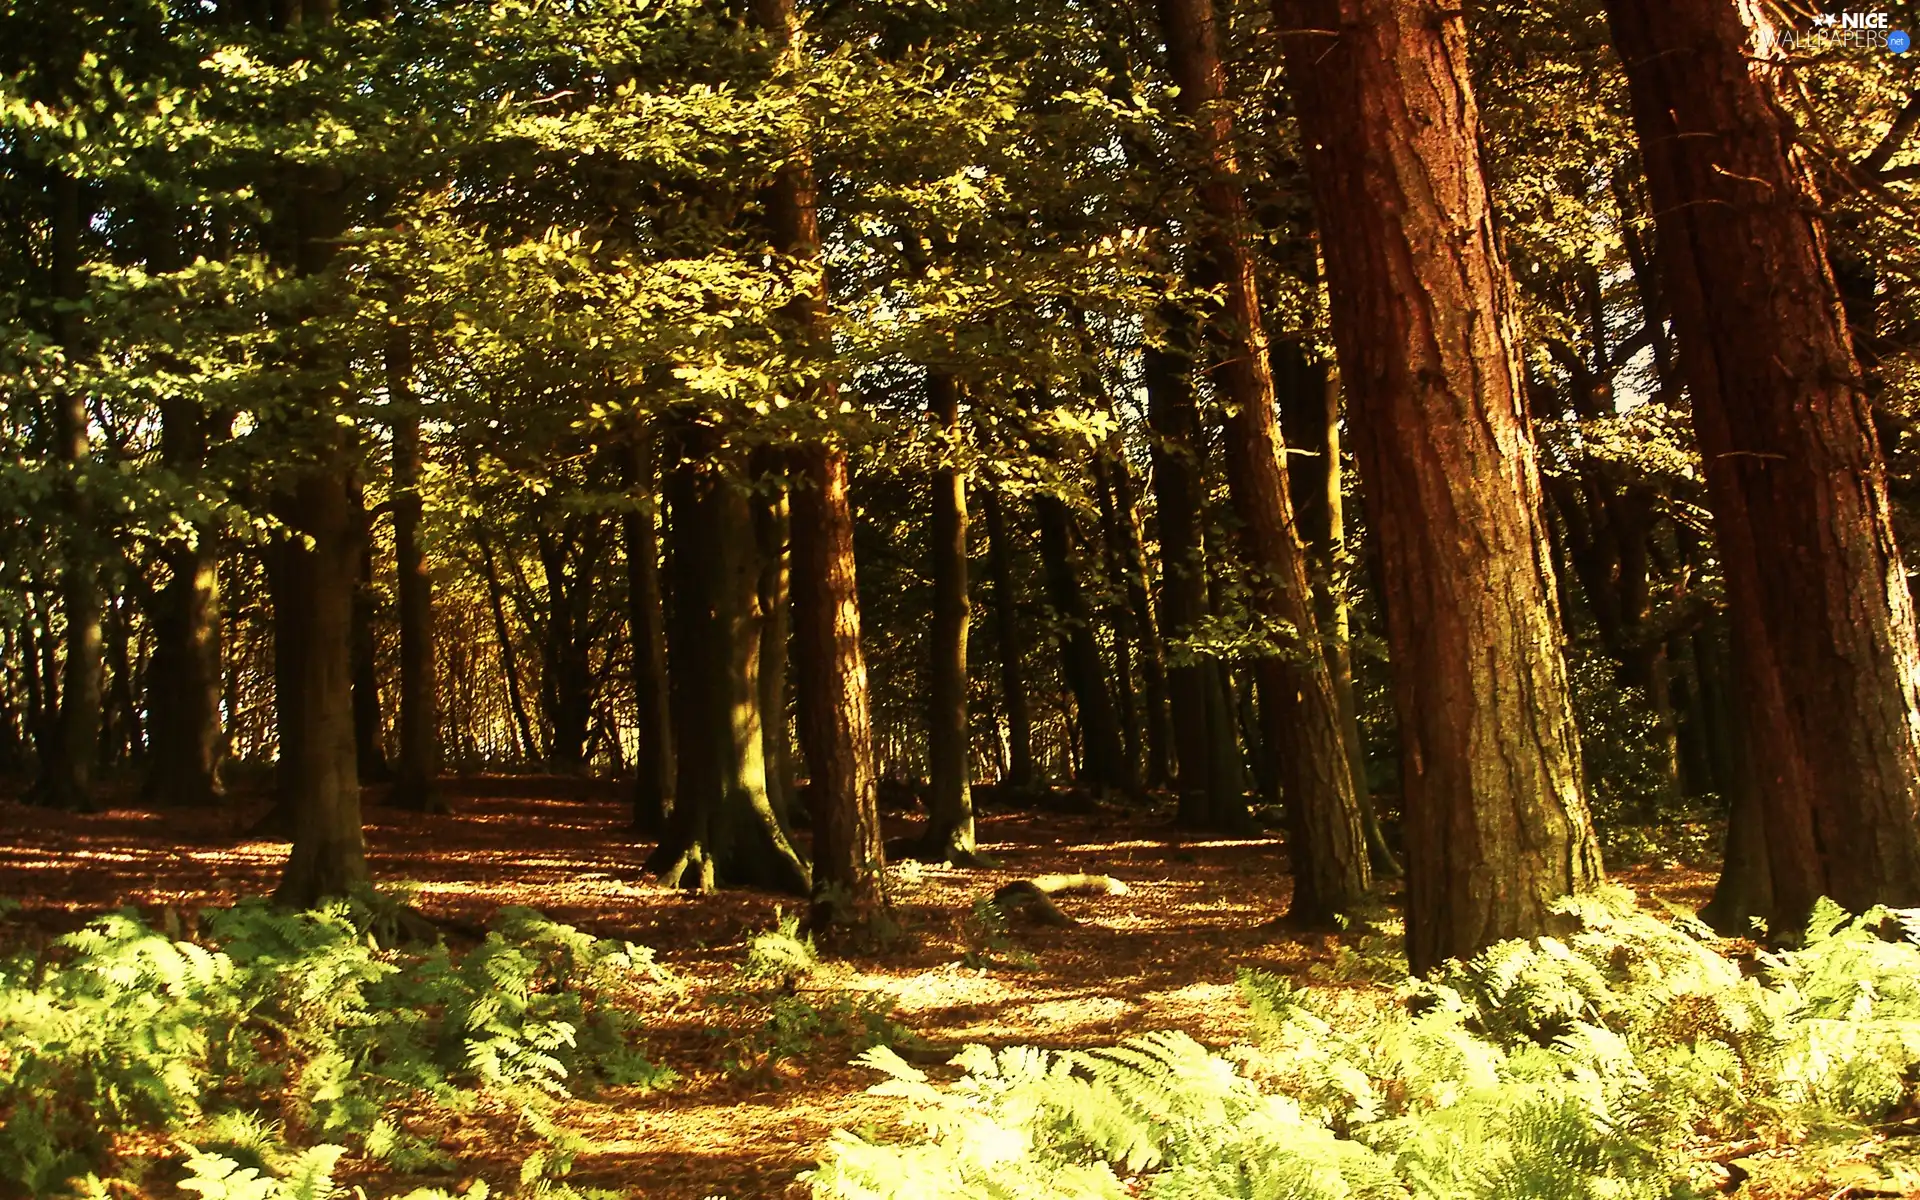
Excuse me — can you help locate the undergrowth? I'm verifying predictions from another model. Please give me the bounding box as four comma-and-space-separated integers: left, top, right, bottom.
806, 889, 1920, 1199
0, 895, 673, 1199
716, 912, 909, 1083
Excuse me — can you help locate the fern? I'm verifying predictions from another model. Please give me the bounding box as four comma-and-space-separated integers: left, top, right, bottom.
810, 891, 1920, 1200
0, 897, 672, 1195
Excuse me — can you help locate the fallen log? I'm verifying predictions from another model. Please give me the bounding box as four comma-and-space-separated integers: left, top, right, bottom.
989, 873, 1130, 928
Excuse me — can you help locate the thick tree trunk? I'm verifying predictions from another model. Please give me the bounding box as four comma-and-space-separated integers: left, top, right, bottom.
752, 0, 886, 930
1035, 493, 1134, 795
33, 171, 102, 813
1159, 0, 1367, 922
145, 542, 224, 808
1605, 0, 1920, 923
269, 123, 372, 903
143, 203, 225, 809
272, 460, 371, 907
914, 371, 980, 863
653, 424, 810, 895
791, 445, 887, 925
1278, 0, 1603, 971
624, 426, 674, 833
387, 327, 443, 813
982, 486, 1037, 790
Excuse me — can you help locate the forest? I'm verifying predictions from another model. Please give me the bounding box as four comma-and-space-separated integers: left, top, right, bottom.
2, 0, 1920, 1195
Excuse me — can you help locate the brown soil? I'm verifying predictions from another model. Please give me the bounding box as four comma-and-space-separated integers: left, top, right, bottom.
0, 777, 1722, 1199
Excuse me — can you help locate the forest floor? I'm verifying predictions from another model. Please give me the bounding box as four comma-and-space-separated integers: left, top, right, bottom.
0, 776, 1719, 1199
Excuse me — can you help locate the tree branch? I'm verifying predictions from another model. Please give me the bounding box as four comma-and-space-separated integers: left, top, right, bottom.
1861, 92, 1920, 177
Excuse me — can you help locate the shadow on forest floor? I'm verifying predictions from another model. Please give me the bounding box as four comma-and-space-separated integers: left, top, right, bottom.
0, 776, 1719, 1198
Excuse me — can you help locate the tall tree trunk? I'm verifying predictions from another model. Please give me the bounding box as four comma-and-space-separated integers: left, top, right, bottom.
982, 486, 1037, 790
751, 0, 885, 930
1097, 436, 1173, 791
142, 205, 225, 809
1278, 0, 1603, 971
624, 425, 674, 833
1091, 449, 1144, 782
387, 326, 443, 813
1035, 493, 1133, 795
33, 171, 102, 812
1159, 0, 1368, 923
791, 445, 886, 925
350, 485, 393, 785
1146, 307, 1226, 821
272, 459, 371, 906
751, 448, 797, 825
1275, 349, 1399, 875
652, 422, 810, 895
912, 371, 980, 863
271, 107, 372, 902
1605, 0, 1920, 923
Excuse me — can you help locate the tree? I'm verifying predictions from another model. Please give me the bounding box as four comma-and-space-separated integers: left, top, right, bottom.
652, 419, 810, 895
1604, 0, 1920, 923
30, 170, 103, 813
387, 325, 444, 813
913, 371, 981, 864
1157, 0, 1369, 922
624, 423, 674, 833
1276, 0, 1603, 971
752, 0, 886, 931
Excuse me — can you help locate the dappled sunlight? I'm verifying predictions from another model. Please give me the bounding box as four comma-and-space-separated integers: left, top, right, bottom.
0, 778, 1727, 1197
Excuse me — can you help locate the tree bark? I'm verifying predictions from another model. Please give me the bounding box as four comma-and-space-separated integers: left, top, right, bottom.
1159, 0, 1368, 923
1035, 492, 1134, 795
1277, 0, 1603, 970
791, 444, 887, 925
32, 170, 102, 812
1098, 435, 1167, 791
982, 486, 1037, 790
914, 371, 980, 862
1605, 0, 1920, 924
1146, 306, 1227, 821
653, 422, 810, 895
751, 0, 886, 930
624, 424, 674, 833
272, 459, 371, 907
1275, 350, 1399, 875
387, 326, 443, 813
141, 210, 226, 810
269, 106, 371, 902
751, 447, 797, 826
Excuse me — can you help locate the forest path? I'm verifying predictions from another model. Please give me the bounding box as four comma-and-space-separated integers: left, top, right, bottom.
0, 777, 1715, 1198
